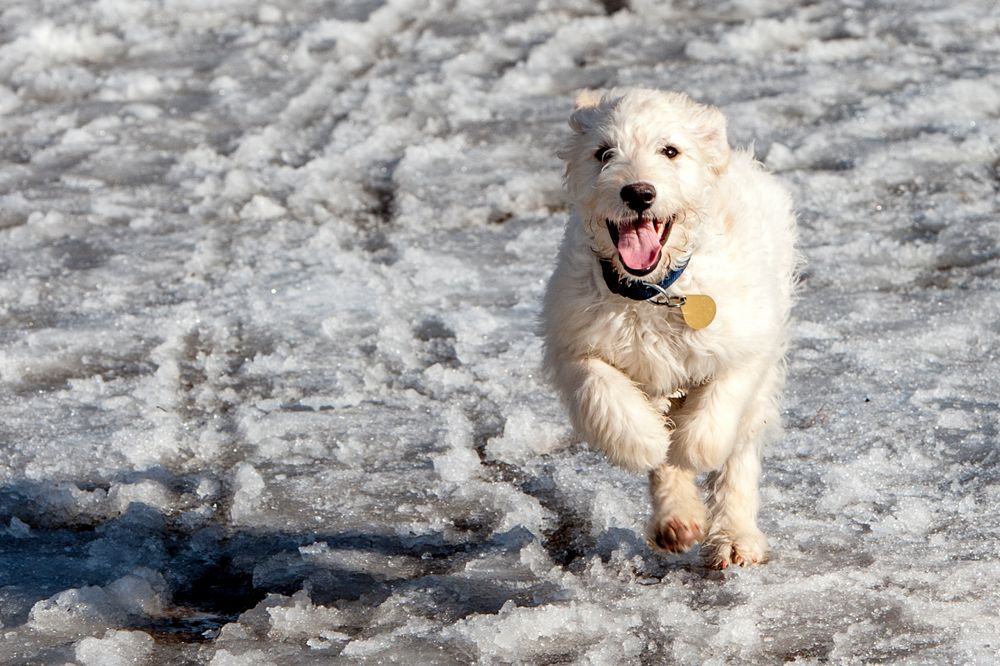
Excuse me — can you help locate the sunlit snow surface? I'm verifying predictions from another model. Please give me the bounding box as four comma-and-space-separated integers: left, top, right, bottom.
1, 0, 999, 662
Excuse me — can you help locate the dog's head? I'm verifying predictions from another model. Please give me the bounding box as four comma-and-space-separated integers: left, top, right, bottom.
559, 88, 730, 280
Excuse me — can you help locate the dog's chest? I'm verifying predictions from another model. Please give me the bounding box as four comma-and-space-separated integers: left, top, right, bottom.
599, 307, 715, 396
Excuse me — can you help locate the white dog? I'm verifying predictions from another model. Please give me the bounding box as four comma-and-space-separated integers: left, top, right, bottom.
542, 88, 798, 568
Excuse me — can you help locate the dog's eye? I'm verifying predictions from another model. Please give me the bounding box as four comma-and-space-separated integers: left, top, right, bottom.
594, 145, 614, 163
661, 145, 680, 159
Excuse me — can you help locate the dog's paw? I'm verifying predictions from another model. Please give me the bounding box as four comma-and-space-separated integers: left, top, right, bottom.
647, 516, 703, 554
701, 530, 768, 569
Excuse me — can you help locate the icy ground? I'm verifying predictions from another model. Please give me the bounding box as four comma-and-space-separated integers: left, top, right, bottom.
0, 0, 998, 663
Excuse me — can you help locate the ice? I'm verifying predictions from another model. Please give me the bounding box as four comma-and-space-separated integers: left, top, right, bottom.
0, 0, 998, 662
28, 569, 166, 636
266, 590, 350, 642
485, 406, 571, 463
432, 407, 482, 484
447, 600, 644, 661
75, 629, 155, 666
208, 648, 276, 666
230, 463, 266, 523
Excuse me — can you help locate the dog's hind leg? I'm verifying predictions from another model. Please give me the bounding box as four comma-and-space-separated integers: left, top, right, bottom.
646, 463, 705, 553
555, 357, 671, 472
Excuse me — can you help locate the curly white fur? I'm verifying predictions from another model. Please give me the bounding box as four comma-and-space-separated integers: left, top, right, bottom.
542, 88, 798, 568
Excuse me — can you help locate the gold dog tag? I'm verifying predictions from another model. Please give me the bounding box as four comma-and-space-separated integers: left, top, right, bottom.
681, 295, 716, 329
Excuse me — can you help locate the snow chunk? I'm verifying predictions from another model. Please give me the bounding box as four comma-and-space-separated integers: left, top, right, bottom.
105, 570, 168, 616
257, 5, 283, 24
75, 629, 154, 666
108, 479, 177, 514
266, 590, 350, 645
687, 17, 816, 61
874, 498, 935, 540
28, 569, 168, 635
240, 195, 287, 221
0, 85, 20, 115
449, 600, 642, 661
230, 462, 266, 522
209, 648, 277, 665
710, 607, 762, 658
937, 408, 973, 430
29, 586, 124, 634
764, 142, 798, 171
485, 406, 569, 463
432, 438, 481, 484
27, 22, 125, 64
97, 71, 165, 101
6, 516, 32, 538
432, 407, 481, 484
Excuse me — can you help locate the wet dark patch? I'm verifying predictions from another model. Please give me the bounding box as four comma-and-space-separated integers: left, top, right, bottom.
92, 155, 176, 188
463, 397, 591, 569
284, 568, 388, 605
806, 157, 856, 172
51, 237, 108, 271
278, 402, 317, 412
413, 317, 454, 342
360, 228, 399, 265
451, 513, 496, 537
364, 159, 400, 224
599, 0, 629, 14
12, 352, 157, 395
414, 318, 459, 367
489, 210, 514, 224
365, 180, 396, 224
523, 469, 592, 568
540, 511, 589, 567
934, 235, 999, 271
395, 572, 560, 624
0, 140, 32, 165
143, 612, 231, 643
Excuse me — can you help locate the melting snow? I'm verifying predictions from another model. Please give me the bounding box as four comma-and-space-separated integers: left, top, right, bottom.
1, 0, 999, 662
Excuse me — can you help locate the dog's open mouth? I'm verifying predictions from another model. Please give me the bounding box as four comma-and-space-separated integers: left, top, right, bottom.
607, 215, 673, 275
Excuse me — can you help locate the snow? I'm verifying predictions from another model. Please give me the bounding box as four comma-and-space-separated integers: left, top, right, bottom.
75, 630, 155, 666
0, 0, 998, 662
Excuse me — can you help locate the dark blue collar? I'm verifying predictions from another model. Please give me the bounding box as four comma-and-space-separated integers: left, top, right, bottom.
599, 257, 689, 302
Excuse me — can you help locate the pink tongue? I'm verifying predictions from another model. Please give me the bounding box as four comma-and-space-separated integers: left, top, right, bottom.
616, 219, 661, 271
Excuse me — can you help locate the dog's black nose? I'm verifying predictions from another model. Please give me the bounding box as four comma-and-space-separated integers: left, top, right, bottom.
620, 182, 656, 212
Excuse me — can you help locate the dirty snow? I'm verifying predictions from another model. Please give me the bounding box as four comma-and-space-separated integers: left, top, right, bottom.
1, 0, 999, 663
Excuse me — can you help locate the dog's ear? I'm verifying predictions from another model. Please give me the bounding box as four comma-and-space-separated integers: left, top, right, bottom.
568, 89, 604, 134
692, 104, 731, 175
573, 89, 603, 110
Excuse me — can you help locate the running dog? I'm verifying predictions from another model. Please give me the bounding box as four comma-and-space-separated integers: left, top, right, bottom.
542, 88, 798, 568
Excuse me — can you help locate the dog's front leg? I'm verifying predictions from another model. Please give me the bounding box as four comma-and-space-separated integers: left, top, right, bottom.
556, 357, 670, 471
647, 463, 706, 553
668, 364, 765, 471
